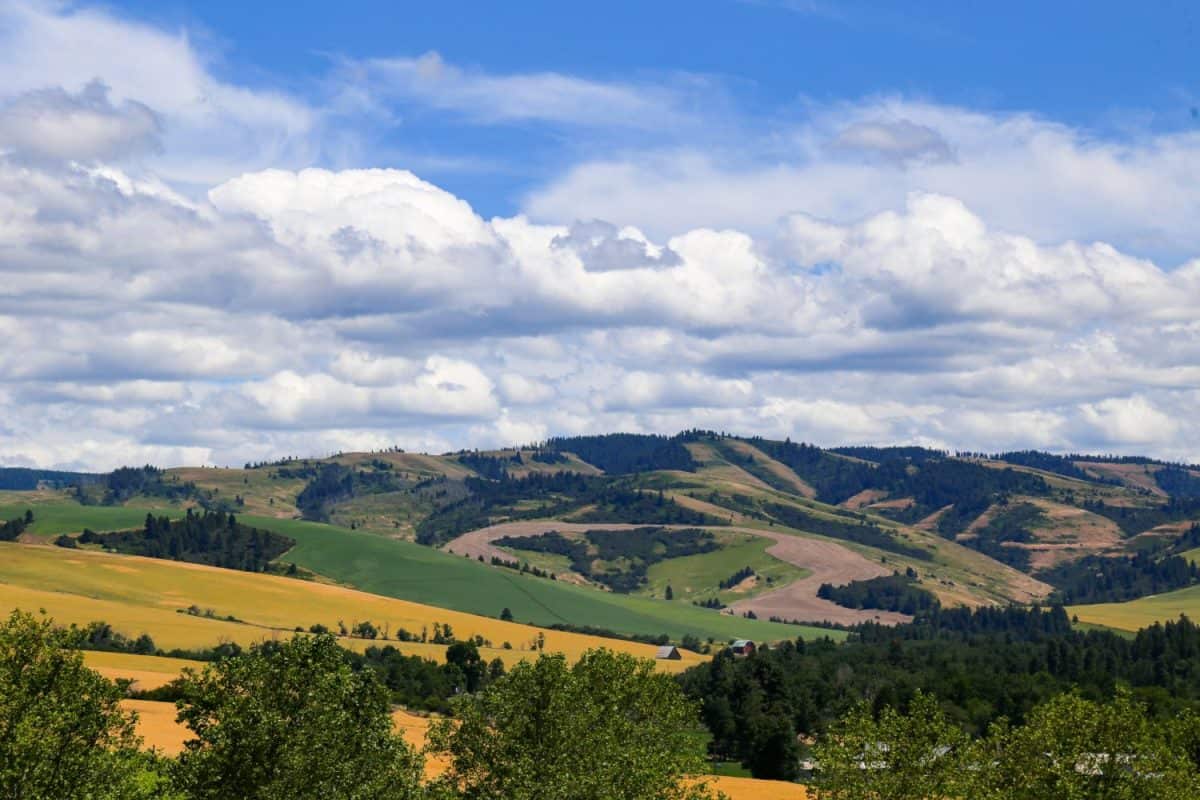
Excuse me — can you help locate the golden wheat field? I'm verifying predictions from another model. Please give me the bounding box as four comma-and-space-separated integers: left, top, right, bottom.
83, 651, 205, 690
0, 542, 703, 671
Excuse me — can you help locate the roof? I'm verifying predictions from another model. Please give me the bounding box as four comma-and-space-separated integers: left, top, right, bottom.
655, 645, 681, 659
731, 639, 754, 648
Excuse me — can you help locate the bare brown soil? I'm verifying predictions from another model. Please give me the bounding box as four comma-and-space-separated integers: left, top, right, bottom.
914, 505, 952, 531
841, 489, 888, 510
443, 521, 909, 626
868, 497, 915, 512
1074, 462, 1167, 496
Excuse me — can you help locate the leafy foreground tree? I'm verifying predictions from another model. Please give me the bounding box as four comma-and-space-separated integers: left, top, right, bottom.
814, 688, 1200, 800
173, 633, 425, 800
972, 690, 1200, 800
428, 649, 724, 800
812, 690, 970, 800
0, 610, 169, 800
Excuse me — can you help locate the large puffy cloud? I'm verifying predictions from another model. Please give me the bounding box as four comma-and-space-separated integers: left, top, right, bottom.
526, 99, 1200, 264
2, 153, 1199, 470
0, 5, 1197, 469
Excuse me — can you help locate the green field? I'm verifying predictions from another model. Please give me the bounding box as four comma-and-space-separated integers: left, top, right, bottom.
641, 534, 810, 602
1182, 547, 1200, 566
1071, 583, 1200, 632
240, 515, 840, 644
0, 497, 183, 537
0, 495, 839, 642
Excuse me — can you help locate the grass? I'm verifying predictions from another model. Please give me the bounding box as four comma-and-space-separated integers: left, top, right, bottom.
168, 467, 305, 517
244, 515, 839, 644
1070, 583, 1200, 632
1182, 546, 1200, 566
0, 541, 707, 672
640, 533, 811, 603
0, 495, 183, 537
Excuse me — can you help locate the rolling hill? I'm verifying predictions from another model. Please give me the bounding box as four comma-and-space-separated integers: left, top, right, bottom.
7, 431, 1200, 649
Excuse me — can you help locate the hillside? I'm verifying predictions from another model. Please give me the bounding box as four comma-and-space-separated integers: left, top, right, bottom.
7, 432, 1200, 637
0, 541, 707, 671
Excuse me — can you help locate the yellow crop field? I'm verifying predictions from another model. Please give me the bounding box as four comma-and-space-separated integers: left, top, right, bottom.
0, 542, 703, 672
709, 775, 809, 799
125, 697, 806, 797
123, 700, 191, 755
82, 651, 205, 690
1071, 582, 1200, 632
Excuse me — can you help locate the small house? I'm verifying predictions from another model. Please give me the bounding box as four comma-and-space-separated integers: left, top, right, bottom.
730, 639, 756, 657
655, 645, 682, 660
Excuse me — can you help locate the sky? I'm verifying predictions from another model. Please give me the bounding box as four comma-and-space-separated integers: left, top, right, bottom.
1, 0, 1199, 470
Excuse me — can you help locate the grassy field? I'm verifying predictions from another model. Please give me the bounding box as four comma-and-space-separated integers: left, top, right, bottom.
0, 495, 183, 537
245, 515, 837, 643
0, 494, 826, 643
0, 541, 717, 672
168, 466, 305, 517
640, 533, 811, 603
1071, 583, 1200, 632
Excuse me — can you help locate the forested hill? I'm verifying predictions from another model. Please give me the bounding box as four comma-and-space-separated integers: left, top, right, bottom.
16, 431, 1200, 623
0, 467, 97, 490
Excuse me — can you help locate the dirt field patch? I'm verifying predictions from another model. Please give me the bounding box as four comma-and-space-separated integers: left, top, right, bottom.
841, 489, 888, 510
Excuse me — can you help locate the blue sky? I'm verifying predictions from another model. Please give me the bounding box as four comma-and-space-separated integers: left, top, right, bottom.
1, 0, 1199, 469
93, 0, 1200, 215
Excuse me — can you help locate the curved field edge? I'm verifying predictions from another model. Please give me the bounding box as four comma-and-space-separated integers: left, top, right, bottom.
250, 515, 838, 643
0, 541, 714, 673
1070, 582, 1200, 632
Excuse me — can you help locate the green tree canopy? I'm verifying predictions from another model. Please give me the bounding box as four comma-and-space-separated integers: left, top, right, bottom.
0, 610, 160, 799
428, 648, 722, 800
173, 633, 424, 800
971, 690, 1200, 800
813, 690, 970, 800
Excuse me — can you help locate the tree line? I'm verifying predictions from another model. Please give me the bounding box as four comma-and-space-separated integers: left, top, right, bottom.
817, 570, 939, 615
416, 471, 722, 546
495, 526, 718, 592
678, 606, 1200, 779
0, 610, 718, 800
68, 509, 295, 573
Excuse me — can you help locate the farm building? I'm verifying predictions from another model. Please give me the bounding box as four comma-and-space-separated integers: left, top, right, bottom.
655, 645, 682, 660
730, 639, 756, 657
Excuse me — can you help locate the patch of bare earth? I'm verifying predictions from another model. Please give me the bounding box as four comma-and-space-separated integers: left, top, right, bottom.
443, 521, 910, 626
1074, 462, 1167, 496
914, 505, 952, 531
841, 489, 888, 510
868, 497, 915, 512
1010, 500, 1124, 571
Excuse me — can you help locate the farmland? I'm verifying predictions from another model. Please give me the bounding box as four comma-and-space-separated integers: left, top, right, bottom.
1070, 582, 1200, 632
119, 695, 809, 798
0, 541, 712, 671
0, 496, 183, 537
246, 515, 832, 642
